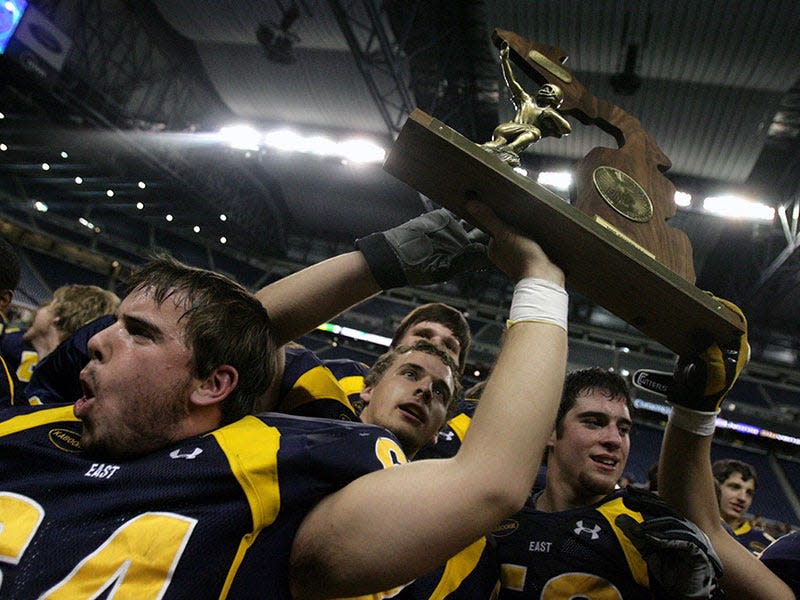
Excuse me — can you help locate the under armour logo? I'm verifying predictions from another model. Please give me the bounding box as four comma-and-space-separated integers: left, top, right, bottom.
439, 431, 455, 442
170, 447, 203, 460
574, 520, 601, 540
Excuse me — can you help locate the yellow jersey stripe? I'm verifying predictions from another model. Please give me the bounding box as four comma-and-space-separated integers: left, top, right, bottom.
282, 365, 353, 412
338, 375, 365, 399
448, 412, 472, 442
596, 497, 649, 589
0, 405, 78, 437
429, 536, 488, 599
212, 416, 281, 597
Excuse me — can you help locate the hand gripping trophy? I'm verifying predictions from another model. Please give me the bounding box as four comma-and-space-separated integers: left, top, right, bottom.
481, 41, 572, 167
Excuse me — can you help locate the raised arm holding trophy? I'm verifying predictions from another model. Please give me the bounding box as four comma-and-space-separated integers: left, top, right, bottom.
384, 28, 744, 356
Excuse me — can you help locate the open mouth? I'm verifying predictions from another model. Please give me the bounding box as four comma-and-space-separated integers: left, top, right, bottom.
591, 455, 618, 470
74, 373, 97, 418
398, 403, 425, 425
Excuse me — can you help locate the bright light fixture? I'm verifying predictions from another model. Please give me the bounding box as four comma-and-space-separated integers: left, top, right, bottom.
674, 191, 692, 207
219, 214, 227, 221
703, 195, 775, 221
193, 225, 200, 233
74, 176, 83, 184
41, 163, 50, 171
0, 143, 6, 151
537, 171, 572, 190
220, 236, 227, 244
34, 201, 48, 212
219, 125, 261, 151
226, 125, 387, 164
136, 202, 144, 210
106, 189, 114, 197
339, 139, 385, 163
60, 151, 68, 159
166, 214, 173, 222
138, 181, 146, 189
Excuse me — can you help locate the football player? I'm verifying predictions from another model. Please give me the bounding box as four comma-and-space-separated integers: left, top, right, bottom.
1, 201, 571, 599
492, 368, 723, 599
713, 458, 775, 554
655, 299, 796, 599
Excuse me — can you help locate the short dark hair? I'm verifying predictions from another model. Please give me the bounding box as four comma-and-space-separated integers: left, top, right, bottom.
391, 303, 471, 373
712, 459, 758, 491
126, 256, 276, 425
0, 237, 21, 291
555, 367, 632, 438
365, 340, 462, 418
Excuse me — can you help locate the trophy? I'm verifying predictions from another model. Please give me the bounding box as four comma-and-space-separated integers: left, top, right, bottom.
383, 30, 744, 355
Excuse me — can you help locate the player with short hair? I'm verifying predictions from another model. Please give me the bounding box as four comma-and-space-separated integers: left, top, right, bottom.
652, 299, 796, 599
1, 202, 571, 599
712, 458, 775, 554
8, 285, 120, 404
23, 284, 119, 359
492, 367, 723, 599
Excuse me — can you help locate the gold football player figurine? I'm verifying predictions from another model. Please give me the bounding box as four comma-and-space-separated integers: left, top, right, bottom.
482, 41, 572, 166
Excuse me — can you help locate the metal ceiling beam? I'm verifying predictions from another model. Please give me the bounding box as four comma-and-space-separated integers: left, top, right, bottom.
327, 0, 416, 138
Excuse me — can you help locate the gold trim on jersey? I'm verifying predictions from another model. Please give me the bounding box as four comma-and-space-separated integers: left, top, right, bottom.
596, 497, 649, 589
212, 415, 281, 596
429, 535, 489, 599
281, 365, 354, 412
0, 353, 14, 405
337, 375, 365, 399
448, 412, 472, 442
734, 520, 753, 536
0, 405, 78, 437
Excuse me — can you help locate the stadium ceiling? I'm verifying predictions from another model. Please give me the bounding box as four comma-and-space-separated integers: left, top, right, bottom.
2, 0, 800, 371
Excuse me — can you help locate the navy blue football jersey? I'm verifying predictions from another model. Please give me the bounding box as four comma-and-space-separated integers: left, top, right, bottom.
323, 356, 370, 409
0, 404, 405, 598
760, 530, 800, 595
732, 519, 775, 555
279, 344, 359, 421
0, 329, 37, 406
25, 315, 114, 405
0, 353, 14, 406
396, 536, 499, 599
414, 404, 475, 460
493, 488, 714, 599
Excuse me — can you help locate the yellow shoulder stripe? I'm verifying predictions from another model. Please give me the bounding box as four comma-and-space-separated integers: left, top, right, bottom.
281, 365, 354, 412
337, 375, 365, 398
429, 536, 488, 599
596, 497, 649, 589
212, 415, 281, 597
448, 412, 472, 442
0, 354, 14, 405
0, 405, 78, 437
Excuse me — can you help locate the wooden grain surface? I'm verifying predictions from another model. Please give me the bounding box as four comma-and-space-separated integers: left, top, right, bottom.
383, 109, 745, 355
493, 29, 696, 284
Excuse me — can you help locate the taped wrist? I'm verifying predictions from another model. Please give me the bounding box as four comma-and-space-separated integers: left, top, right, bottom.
668, 404, 718, 437
356, 232, 407, 289
507, 277, 568, 333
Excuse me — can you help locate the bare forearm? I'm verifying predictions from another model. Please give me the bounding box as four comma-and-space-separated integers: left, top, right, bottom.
456, 321, 566, 502
254, 251, 380, 346
660, 424, 794, 600
290, 320, 567, 599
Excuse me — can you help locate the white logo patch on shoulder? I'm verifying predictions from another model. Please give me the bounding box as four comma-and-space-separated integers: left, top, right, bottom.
169, 447, 203, 460
574, 520, 601, 540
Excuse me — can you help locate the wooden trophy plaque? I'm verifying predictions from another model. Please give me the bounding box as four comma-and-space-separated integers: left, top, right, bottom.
383, 30, 744, 356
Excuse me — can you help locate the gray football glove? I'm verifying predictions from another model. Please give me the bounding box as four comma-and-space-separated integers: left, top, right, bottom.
356, 209, 490, 290
616, 513, 723, 599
